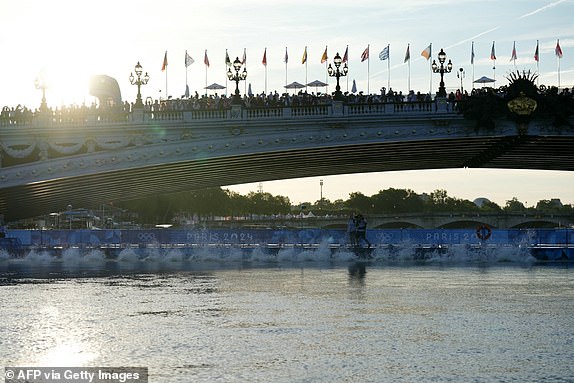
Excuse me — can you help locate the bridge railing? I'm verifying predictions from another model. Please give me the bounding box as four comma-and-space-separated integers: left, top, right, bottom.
0, 100, 457, 128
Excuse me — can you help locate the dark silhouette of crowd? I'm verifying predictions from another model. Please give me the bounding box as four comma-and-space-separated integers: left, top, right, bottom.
2, 85, 572, 126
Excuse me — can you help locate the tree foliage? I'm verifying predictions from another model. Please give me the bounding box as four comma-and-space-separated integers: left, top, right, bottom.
117, 186, 572, 225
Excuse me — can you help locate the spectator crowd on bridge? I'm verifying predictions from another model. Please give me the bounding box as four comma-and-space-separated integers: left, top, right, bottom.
1, 84, 573, 126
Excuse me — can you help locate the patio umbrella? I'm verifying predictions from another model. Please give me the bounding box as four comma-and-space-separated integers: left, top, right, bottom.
473, 76, 495, 84
284, 81, 306, 89
351, 79, 357, 93
247, 83, 253, 97
307, 79, 328, 94
204, 83, 226, 90
284, 81, 306, 94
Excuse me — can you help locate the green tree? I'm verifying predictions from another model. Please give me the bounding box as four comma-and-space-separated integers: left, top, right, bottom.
347, 192, 373, 213
504, 197, 527, 213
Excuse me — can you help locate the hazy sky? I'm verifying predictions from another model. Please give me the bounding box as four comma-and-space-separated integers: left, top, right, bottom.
1, 0, 573, 206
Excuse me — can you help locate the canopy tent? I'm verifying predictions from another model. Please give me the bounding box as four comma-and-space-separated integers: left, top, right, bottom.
284, 81, 306, 89
284, 81, 306, 94
473, 76, 495, 84
204, 83, 226, 90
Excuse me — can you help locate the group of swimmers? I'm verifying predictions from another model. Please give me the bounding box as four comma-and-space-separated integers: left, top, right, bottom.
347, 213, 371, 248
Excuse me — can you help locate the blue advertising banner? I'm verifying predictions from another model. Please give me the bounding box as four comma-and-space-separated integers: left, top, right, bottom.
6, 228, 573, 247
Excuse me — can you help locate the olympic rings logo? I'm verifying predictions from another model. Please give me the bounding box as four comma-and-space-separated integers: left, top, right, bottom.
137, 232, 157, 242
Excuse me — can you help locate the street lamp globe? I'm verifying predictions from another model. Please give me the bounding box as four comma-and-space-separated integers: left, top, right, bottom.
438, 49, 447, 64
333, 52, 342, 67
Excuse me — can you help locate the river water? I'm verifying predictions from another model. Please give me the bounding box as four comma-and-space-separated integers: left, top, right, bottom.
1, 249, 573, 382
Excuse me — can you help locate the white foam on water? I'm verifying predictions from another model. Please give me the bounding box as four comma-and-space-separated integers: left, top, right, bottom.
0, 239, 554, 268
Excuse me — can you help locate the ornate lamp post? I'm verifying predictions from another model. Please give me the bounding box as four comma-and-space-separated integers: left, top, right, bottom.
327, 52, 348, 101
457, 67, 465, 92
227, 57, 247, 105
34, 74, 48, 112
431, 48, 453, 97
129, 61, 149, 108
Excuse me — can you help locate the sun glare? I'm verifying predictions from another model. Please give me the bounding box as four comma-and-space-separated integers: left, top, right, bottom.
39, 65, 93, 108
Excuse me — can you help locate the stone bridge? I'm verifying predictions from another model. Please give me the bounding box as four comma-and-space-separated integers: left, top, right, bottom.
1, 98, 573, 222
242, 212, 574, 230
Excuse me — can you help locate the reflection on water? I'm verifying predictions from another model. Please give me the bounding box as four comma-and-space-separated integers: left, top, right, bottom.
1, 254, 573, 382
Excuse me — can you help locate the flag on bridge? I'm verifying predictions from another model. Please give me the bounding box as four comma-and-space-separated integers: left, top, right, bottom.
421, 44, 431, 60
225, 50, 231, 67
534, 41, 539, 62
379, 45, 389, 60
510, 41, 517, 63
161, 51, 168, 71
204, 50, 210, 67
490, 41, 496, 60
302, 46, 307, 64
361, 46, 369, 62
262, 48, 267, 66
343, 46, 348, 63
404, 44, 410, 63
284, 47, 289, 63
185, 51, 194, 67
321, 46, 328, 63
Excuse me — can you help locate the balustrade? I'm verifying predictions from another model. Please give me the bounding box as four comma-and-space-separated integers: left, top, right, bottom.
0, 100, 456, 130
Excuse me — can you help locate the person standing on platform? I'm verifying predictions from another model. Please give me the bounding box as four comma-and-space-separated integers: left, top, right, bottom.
355, 214, 371, 248
347, 214, 358, 247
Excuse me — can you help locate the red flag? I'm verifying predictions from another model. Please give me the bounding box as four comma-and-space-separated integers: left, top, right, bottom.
555, 39, 563, 58
262, 48, 267, 66
342, 46, 348, 63
204, 50, 210, 67
534, 41, 539, 62
361, 46, 369, 62
510, 41, 517, 62
161, 51, 168, 71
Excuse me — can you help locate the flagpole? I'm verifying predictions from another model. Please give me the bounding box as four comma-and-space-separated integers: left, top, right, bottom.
346, 45, 349, 93
492, 41, 496, 86
429, 43, 432, 96
305, 46, 308, 93
185, 50, 188, 93
558, 54, 561, 89
325, 45, 328, 95
367, 44, 370, 94
387, 44, 390, 91
285, 47, 288, 90
264, 47, 267, 95
225, 49, 229, 97
407, 43, 411, 91
471, 42, 475, 90
205, 50, 208, 96
245, 48, 248, 97
536, 40, 540, 87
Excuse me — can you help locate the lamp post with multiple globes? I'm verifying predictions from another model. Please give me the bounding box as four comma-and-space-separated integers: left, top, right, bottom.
129, 62, 149, 108
431, 48, 453, 97
327, 52, 348, 101
227, 57, 247, 105
34, 74, 48, 112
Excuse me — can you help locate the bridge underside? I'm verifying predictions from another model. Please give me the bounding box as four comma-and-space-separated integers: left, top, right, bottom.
2, 135, 573, 222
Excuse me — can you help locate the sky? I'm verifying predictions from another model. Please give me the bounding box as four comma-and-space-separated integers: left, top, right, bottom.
1, 0, 573, 207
